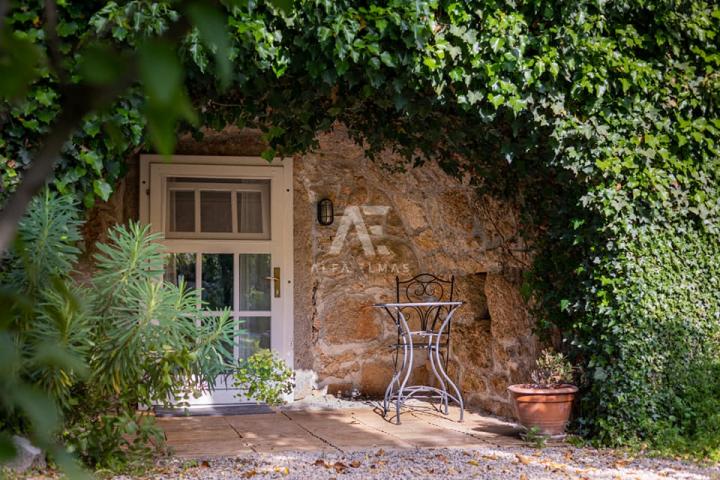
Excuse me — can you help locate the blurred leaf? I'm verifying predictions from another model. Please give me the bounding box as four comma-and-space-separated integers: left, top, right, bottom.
0, 29, 44, 98
10, 385, 60, 437
186, 2, 231, 87
77, 43, 128, 86
138, 40, 196, 155
0, 433, 17, 462
138, 40, 182, 105
33, 342, 90, 379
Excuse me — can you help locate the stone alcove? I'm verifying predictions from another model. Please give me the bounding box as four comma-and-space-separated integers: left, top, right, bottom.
80, 124, 538, 417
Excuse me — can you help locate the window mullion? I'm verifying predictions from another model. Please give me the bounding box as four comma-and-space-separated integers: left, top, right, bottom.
194, 189, 201, 233
231, 190, 238, 234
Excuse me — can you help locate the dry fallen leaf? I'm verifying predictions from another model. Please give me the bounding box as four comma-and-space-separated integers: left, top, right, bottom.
242, 469, 257, 479
435, 453, 448, 463
333, 462, 348, 473
516, 454, 532, 465
200, 460, 211, 468
564, 450, 574, 461
313, 459, 328, 468
520, 474, 528, 480
376, 449, 385, 456
274, 466, 289, 475
482, 454, 498, 461
613, 459, 630, 468
350, 460, 361, 468
467, 459, 480, 466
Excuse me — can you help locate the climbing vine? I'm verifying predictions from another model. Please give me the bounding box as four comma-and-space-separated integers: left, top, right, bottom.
1, 0, 719, 454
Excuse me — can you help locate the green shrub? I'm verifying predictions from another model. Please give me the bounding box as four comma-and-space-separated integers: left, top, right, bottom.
0, 191, 234, 470
567, 227, 720, 457
647, 361, 720, 461
233, 350, 294, 406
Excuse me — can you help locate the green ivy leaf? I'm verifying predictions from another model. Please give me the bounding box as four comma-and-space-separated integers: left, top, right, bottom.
93, 179, 113, 201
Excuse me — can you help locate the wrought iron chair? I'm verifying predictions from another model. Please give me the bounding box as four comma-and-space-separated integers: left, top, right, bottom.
396, 274, 455, 369
375, 274, 464, 424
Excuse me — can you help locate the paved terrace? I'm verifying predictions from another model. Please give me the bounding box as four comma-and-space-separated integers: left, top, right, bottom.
158, 404, 524, 457
150, 404, 719, 479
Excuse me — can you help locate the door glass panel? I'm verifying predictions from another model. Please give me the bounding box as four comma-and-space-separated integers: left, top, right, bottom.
169, 190, 195, 232
164, 253, 196, 290
200, 191, 232, 232
239, 254, 271, 311
201, 254, 233, 310
237, 191, 263, 234
237, 316, 271, 360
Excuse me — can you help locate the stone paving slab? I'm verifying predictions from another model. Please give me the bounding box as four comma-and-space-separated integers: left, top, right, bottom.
224, 413, 333, 453
157, 405, 525, 457
282, 410, 414, 450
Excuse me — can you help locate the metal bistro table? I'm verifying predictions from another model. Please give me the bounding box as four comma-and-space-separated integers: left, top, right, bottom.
374, 301, 464, 424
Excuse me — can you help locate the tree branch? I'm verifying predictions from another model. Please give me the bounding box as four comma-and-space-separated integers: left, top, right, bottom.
43, 0, 68, 82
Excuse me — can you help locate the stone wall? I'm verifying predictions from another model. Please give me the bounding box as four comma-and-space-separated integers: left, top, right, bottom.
83, 125, 538, 417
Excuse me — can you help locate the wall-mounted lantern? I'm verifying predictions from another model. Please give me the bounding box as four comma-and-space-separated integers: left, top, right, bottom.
317, 198, 334, 226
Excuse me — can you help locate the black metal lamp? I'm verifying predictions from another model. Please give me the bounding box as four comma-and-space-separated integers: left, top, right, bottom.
317, 198, 334, 226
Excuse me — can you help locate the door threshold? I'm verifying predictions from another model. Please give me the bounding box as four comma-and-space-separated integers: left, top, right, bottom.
155, 404, 274, 417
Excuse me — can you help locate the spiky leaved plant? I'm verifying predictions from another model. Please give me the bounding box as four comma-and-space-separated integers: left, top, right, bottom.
0, 191, 90, 475
2, 192, 235, 470
1, 191, 92, 410
90, 222, 234, 406
63, 221, 235, 468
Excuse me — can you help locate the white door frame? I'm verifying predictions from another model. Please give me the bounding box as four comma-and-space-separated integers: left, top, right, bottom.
139, 155, 294, 402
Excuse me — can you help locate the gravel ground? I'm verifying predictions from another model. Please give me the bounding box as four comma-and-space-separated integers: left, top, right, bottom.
114, 445, 720, 480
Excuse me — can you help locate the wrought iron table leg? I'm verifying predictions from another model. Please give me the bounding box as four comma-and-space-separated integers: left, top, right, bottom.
434, 330, 463, 422
395, 333, 413, 425
427, 336, 449, 415
384, 342, 405, 417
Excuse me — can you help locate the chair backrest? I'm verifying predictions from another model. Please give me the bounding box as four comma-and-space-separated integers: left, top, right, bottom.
395, 274, 455, 332
396, 273, 454, 304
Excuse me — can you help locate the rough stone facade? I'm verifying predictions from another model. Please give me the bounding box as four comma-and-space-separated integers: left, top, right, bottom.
84, 125, 538, 417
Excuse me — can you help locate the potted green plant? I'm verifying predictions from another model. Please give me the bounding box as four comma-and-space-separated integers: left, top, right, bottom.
508, 348, 578, 437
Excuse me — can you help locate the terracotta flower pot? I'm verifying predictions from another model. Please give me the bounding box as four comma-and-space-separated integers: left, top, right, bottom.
507, 384, 578, 436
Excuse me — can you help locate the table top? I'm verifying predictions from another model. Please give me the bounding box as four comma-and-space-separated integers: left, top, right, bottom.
373, 301, 463, 308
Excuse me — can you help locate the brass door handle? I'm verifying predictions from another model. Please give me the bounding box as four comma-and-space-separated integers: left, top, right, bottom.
266, 267, 281, 298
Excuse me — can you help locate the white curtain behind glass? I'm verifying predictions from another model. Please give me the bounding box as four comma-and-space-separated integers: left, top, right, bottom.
237, 191, 263, 233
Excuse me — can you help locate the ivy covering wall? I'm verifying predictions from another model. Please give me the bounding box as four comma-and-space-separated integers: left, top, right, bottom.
1, 0, 719, 453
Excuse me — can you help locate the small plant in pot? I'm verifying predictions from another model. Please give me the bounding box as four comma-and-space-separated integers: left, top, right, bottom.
508, 348, 578, 437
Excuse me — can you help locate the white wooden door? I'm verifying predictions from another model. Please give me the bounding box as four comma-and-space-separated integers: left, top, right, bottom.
143, 158, 293, 405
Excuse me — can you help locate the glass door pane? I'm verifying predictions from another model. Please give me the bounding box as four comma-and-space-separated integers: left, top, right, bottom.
164, 253, 196, 289
201, 253, 233, 310
239, 254, 271, 311
238, 316, 271, 360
